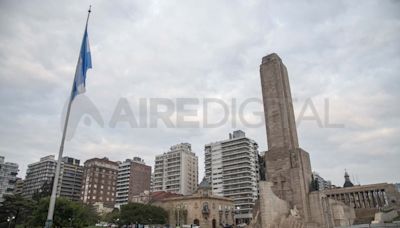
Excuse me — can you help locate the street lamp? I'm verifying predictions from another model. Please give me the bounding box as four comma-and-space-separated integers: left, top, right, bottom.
235, 207, 241, 225
7, 216, 15, 228
69, 217, 73, 227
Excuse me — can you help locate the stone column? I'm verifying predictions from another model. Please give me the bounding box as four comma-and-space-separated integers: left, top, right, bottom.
382, 191, 388, 206
260, 53, 299, 150
363, 192, 370, 208
358, 192, 365, 208
371, 191, 377, 208
374, 190, 381, 207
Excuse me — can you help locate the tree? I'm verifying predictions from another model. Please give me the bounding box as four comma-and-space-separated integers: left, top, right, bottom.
32, 178, 53, 202
103, 208, 120, 224
119, 203, 167, 225
310, 174, 319, 191
0, 194, 35, 227
28, 197, 99, 228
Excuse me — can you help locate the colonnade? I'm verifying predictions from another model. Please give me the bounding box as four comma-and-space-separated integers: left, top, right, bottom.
326, 189, 388, 209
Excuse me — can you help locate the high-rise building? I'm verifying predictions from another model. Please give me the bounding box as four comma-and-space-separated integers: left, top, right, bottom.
150, 173, 154, 192
312, 171, 332, 190
13, 178, 24, 195
81, 157, 118, 208
0, 156, 19, 201
153, 143, 198, 195
204, 130, 259, 224
22, 155, 56, 199
57, 157, 83, 201
116, 157, 151, 208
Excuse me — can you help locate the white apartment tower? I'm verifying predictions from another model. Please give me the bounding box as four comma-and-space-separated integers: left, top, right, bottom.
153, 143, 198, 195
205, 130, 259, 224
22, 155, 56, 199
0, 156, 19, 202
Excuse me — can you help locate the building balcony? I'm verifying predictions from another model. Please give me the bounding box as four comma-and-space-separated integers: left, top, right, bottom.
222, 155, 252, 163
224, 190, 256, 196
222, 160, 252, 168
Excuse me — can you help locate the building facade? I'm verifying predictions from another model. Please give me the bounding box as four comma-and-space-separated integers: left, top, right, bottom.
205, 130, 259, 224
57, 157, 83, 201
322, 172, 400, 223
116, 157, 151, 207
81, 157, 118, 208
254, 53, 356, 227
130, 190, 182, 204
13, 178, 24, 195
153, 143, 198, 195
22, 155, 56, 199
155, 178, 235, 228
324, 183, 400, 210
150, 173, 154, 192
0, 156, 19, 201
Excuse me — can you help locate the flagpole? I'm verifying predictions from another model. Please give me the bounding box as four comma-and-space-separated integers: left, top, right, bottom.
44, 6, 91, 228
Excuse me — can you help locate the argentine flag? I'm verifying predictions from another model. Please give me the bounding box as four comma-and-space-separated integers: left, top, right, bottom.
72, 26, 92, 100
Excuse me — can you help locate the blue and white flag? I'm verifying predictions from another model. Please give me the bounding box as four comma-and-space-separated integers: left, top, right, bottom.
72, 26, 92, 100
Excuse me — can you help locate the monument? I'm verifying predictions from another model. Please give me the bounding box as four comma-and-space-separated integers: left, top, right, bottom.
252, 53, 355, 228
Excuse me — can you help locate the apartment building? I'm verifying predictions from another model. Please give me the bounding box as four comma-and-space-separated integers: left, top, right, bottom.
13, 178, 24, 195
153, 143, 198, 195
81, 157, 118, 208
0, 156, 19, 201
116, 157, 151, 207
57, 157, 83, 201
22, 155, 56, 199
205, 130, 259, 224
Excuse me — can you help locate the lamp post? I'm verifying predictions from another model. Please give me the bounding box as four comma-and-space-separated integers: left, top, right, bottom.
68, 210, 75, 227
7, 216, 15, 228
235, 206, 241, 225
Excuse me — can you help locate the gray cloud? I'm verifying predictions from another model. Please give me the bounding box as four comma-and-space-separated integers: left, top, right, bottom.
0, 0, 399, 187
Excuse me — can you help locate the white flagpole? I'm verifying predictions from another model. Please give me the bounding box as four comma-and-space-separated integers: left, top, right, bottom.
44, 6, 91, 228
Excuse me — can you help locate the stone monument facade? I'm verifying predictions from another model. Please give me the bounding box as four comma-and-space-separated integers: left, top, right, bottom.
260, 53, 313, 221
253, 53, 355, 228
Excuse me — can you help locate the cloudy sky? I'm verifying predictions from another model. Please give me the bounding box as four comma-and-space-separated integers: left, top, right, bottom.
0, 0, 399, 186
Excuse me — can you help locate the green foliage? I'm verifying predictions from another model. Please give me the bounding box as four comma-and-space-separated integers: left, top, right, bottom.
28, 197, 99, 228
310, 174, 319, 191
119, 203, 167, 225
102, 208, 120, 224
32, 178, 53, 202
0, 194, 35, 227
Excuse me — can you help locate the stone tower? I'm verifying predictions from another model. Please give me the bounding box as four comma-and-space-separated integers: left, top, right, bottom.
260, 53, 313, 222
